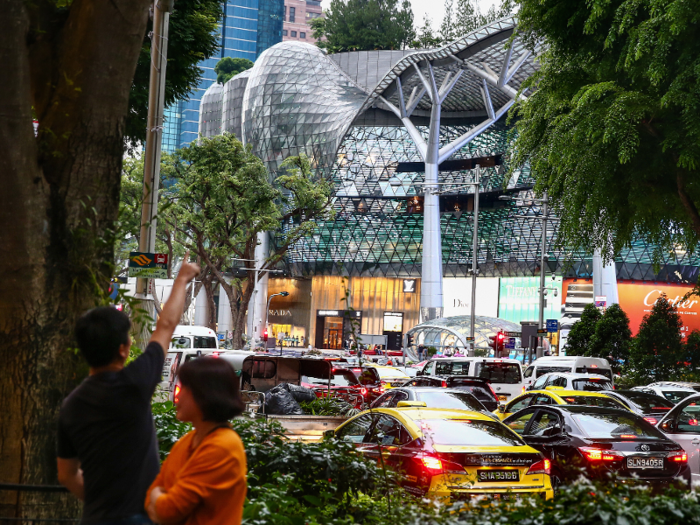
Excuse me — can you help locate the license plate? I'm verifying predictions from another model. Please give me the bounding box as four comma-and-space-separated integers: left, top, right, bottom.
627, 457, 664, 469
477, 469, 520, 482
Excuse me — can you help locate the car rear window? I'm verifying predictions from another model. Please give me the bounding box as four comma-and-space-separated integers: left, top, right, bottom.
575, 366, 612, 380
572, 378, 613, 391
353, 368, 381, 385
415, 391, 485, 411
571, 413, 665, 440
419, 419, 524, 447
622, 392, 674, 412
535, 366, 571, 378
562, 396, 624, 409
662, 390, 695, 403
375, 368, 408, 379
474, 362, 521, 384
302, 370, 359, 387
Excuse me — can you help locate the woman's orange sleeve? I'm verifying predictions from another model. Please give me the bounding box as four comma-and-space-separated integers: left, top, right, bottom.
154, 441, 243, 524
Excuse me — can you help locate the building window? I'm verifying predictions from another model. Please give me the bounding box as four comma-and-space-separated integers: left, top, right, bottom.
289, 6, 295, 22
283, 29, 288, 36
306, 11, 322, 19
291, 30, 297, 37
283, 6, 286, 21
300, 32, 306, 38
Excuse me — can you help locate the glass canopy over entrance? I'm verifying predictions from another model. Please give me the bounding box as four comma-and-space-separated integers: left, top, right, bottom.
407, 315, 521, 353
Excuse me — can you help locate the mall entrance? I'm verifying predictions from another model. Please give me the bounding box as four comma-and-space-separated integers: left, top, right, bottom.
314, 310, 363, 350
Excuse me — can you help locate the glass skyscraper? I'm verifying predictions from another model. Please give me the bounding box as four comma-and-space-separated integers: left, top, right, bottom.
162, 0, 284, 153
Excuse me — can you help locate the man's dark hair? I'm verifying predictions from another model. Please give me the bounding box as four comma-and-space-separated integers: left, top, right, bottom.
179, 357, 245, 422
75, 307, 131, 367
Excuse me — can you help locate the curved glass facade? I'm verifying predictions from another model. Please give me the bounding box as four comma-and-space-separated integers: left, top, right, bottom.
407, 315, 521, 351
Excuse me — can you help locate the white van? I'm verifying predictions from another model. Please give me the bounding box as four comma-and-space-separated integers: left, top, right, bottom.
522, 356, 613, 390
417, 357, 524, 401
169, 325, 219, 351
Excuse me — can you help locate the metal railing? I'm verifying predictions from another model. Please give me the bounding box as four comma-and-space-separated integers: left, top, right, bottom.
0, 484, 78, 525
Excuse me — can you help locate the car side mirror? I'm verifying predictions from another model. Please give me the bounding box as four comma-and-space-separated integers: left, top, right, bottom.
659, 421, 674, 433
498, 405, 505, 413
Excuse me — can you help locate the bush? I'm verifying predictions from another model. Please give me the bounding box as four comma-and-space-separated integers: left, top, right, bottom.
152, 401, 191, 462
299, 397, 361, 417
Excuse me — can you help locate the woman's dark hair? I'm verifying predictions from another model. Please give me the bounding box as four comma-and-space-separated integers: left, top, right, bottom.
178, 357, 245, 422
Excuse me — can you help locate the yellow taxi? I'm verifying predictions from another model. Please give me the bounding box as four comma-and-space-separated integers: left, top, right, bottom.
332, 406, 554, 501
494, 388, 630, 420
366, 364, 410, 388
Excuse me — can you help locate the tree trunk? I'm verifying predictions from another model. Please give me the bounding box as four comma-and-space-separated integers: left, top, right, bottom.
0, 0, 150, 519
202, 277, 218, 332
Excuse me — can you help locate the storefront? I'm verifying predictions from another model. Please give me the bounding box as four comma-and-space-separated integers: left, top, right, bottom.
266, 278, 312, 347
314, 310, 363, 350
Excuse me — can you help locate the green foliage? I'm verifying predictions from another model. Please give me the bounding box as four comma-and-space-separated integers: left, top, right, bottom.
215, 57, 254, 84
299, 397, 361, 417
313, 0, 415, 53
565, 303, 602, 355
685, 330, 700, 382
628, 295, 684, 383
587, 303, 632, 372
126, 0, 223, 148
152, 401, 192, 462
412, 15, 443, 48
439, 0, 514, 44
511, 0, 700, 260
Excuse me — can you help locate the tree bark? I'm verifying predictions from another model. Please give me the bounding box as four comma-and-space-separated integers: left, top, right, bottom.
0, 0, 150, 519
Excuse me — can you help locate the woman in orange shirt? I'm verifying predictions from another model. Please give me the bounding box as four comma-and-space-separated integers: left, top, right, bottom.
146, 358, 247, 525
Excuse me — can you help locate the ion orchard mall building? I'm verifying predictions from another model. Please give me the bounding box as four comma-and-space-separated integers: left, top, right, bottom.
199, 18, 700, 352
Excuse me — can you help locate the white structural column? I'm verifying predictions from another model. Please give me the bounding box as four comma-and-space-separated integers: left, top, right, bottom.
379, 46, 530, 322
217, 280, 231, 333
592, 249, 620, 306
247, 231, 270, 342
194, 288, 208, 326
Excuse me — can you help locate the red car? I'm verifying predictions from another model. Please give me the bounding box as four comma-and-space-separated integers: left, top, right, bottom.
301, 367, 368, 408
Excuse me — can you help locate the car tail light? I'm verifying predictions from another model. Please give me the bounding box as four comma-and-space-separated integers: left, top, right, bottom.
360, 387, 368, 396
441, 380, 447, 387
522, 386, 526, 393
421, 456, 443, 472
174, 384, 181, 402
526, 458, 551, 475
669, 450, 688, 463
643, 417, 658, 425
579, 447, 623, 462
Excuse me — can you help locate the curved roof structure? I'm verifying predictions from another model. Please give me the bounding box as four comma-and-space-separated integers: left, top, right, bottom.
407, 315, 522, 350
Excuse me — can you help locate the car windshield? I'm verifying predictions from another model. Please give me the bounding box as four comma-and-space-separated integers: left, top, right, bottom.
302, 370, 359, 387
474, 363, 521, 384
535, 366, 571, 378
419, 419, 524, 447
622, 392, 674, 412
376, 368, 408, 379
415, 391, 485, 411
571, 413, 665, 440
562, 396, 624, 409
575, 366, 612, 380
353, 368, 381, 385
572, 378, 613, 391
662, 390, 695, 403
171, 337, 191, 349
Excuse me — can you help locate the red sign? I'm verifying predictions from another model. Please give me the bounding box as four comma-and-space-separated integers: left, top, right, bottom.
617, 281, 700, 338
155, 253, 168, 264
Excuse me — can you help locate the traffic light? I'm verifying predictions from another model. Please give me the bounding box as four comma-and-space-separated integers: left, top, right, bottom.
488, 335, 498, 354
263, 328, 269, 342
496, 331, 506, 357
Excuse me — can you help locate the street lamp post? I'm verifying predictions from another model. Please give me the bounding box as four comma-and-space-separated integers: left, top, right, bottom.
265, 291, 289, 351
469, 165, 480, 357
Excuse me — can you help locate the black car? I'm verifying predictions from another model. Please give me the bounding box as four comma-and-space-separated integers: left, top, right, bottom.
369, 387, 492, 415
602, 390, 675, 425
503, 405, 691, 490
400, 376, 500, 411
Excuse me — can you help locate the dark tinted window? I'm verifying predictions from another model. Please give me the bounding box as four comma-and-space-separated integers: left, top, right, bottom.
193, 336, 217, 349
621, 392, 674, 412
526, 411, 563, 437
415, 391, 485, 411
390, 390, 410, 406
675, 402, 700, 433
337, 415, 372, 443
355, 368, 380, 385
535, 366, 571, 378
507, 395, 534, 413
572, 412, 666, 440
575, 366, 612, 380
372, 392, 395, 408
368, 415, 412, 446
572, 379, 613, 391
662, 390, 695, 403
474, 362, 521, 384
244, 359, 276, 379
435, 361, 469, 375
303, 370, 359, 387
533, 394, 554, 405
421, 419, 524, 446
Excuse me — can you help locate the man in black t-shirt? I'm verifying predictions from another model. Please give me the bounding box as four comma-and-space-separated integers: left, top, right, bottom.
57, 260, 200, 525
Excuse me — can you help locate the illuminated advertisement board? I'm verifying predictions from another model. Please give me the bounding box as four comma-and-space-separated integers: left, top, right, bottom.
498, 276, 562, 325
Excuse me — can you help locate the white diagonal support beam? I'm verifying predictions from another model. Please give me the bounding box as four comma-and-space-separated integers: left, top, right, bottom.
378, 96, 428, 159
463, 62, 525, 101
395, 77, 407, 118
480, 78, 495, 120
503, 50, 532, 86
438, 70, 463, 104
406, 86, 426, 117
413, 63, 436, 103
498, 46, 514, 87
437, 99, 515, 164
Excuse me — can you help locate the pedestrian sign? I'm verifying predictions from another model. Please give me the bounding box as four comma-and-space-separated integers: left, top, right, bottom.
546, 319, 558, 333
128, 252, 169, 278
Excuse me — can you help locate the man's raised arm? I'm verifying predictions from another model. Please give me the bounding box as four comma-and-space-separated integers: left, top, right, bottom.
149, 258, 201, 353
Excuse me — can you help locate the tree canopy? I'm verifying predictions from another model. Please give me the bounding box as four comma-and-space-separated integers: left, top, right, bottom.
215, 57, 254, 84
311, 0, 415, 52
162, 135, 334, 347
586, 303, 632, 373
512, 0, 700, 260
564, 303, 602, 355
126, 0, 223, 147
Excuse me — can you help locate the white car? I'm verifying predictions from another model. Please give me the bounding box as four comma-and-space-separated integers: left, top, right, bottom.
649, 381, 700, 393
631, 384, 698, 404
527, 372, 613, 392
523, 356, 613, 390
657, 393, 700, 487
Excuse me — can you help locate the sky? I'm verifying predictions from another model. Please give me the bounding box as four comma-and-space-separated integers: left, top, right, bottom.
319, 0, 500, 33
